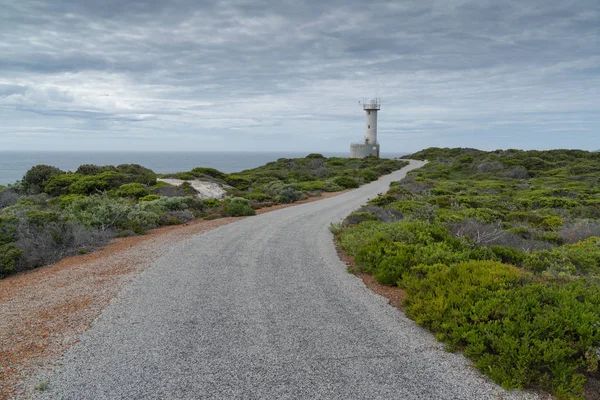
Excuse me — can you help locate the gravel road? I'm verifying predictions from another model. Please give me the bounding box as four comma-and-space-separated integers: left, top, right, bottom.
33, 160, 541, 400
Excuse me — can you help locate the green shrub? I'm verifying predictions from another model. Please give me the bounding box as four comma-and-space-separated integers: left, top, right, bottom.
44, 174, 82, 196
333, 176, 360, 189
75, 164, 116, 175
125, 209, 160, 232
225, 174, 251, 190
306, 153, 325, 159
0, 243, 23, 277
343, 211, 380, 226
25, 210, 61, 227
523, 250, 576, 276
69, 172, 125, 195
202, 198, 222, 209
140, 196, 189, 213
65, 195, 132, 231
190, 167, 225, 179
490, 245, 525, 265
0, 215, 19, 244
277, 184, 304, 204
539, 215, 564, 231
359, 169, 379, 182
245, 191, 271, 201
224, 197, 255, 216
402, 260, 599, 398
116, 183, 149, 199
320, 180, 344, 192
22, 165, 65, 194
139, 194, 162, 202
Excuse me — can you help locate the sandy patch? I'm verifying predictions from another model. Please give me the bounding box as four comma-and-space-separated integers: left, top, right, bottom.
157, 178, 229, 199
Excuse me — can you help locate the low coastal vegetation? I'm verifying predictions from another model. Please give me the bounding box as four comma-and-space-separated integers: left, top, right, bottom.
0, 155, 407, 278
334, 148, 600, 399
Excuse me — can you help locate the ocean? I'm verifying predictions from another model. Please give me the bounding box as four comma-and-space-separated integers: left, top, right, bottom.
0, 151, 409, 186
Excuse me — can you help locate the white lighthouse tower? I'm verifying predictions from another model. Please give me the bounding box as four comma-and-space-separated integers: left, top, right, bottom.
350, 98, 381, 158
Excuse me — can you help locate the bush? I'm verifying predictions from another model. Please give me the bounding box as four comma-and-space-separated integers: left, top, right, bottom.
277, 184, 304, 204
125, 209, 160, 232
490, 245, 525, 265
504, 167, 529, 179
140, 196, 189, 213
0, 243, 23, 277
44, 174, 82, 196
359, 169, 380, 182
0, 188, 19, 209
225, 174, 251, 190
22, 165, 65, 194
306, 153, 325, 159
116, 183, 149, 199
560, 221, 600, 244
245, 191, 271, 201
224, 197, 255, 216
343, 211, 380, 226
333, 176, 360, 189
65, 195, 132, 231
344, 205, 402, 225
402, 260, 599, 398
75, 164, 116, 175
139, 194, 162, 202
159, 210, 195, 225
190, 167, 225, 179
69, 172, 124, 195
14, 218, 113, 269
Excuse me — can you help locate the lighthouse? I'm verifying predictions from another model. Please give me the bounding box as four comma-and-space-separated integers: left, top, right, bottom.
350, 98, 381, 158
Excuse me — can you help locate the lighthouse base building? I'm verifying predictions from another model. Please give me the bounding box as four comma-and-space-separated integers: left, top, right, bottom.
350, 143, 380, 158
350, 98, 381, 158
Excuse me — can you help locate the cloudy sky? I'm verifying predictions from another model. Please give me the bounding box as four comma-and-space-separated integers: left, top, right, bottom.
0, 0, 598, 153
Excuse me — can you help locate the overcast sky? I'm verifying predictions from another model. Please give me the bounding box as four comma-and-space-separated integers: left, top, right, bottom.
0, 0, 598, 153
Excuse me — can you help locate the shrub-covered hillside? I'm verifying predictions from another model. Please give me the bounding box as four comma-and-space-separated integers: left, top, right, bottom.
162, 154, 408, 203
0, 155, 407, 279
334, 148, 600, 399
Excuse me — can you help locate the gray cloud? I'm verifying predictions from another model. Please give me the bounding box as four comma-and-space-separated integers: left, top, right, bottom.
0, 0, 598, 152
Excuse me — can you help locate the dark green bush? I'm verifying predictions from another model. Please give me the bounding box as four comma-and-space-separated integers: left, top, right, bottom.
76, 164, 116, 175
0, 243, 23, 277
490, 245, 525, 265
22, 165, 65, 194
69, 172, 125, 195
224, 174, 251, 190
191, 167, 225, 179
224, 198, 255, 216
44, 174, 82, 196
333, 176, 360, 189
359, 169, 379, 182
245, 191, 271, 201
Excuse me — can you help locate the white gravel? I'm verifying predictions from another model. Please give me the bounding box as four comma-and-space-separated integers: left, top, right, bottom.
31, 160, 544, 400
